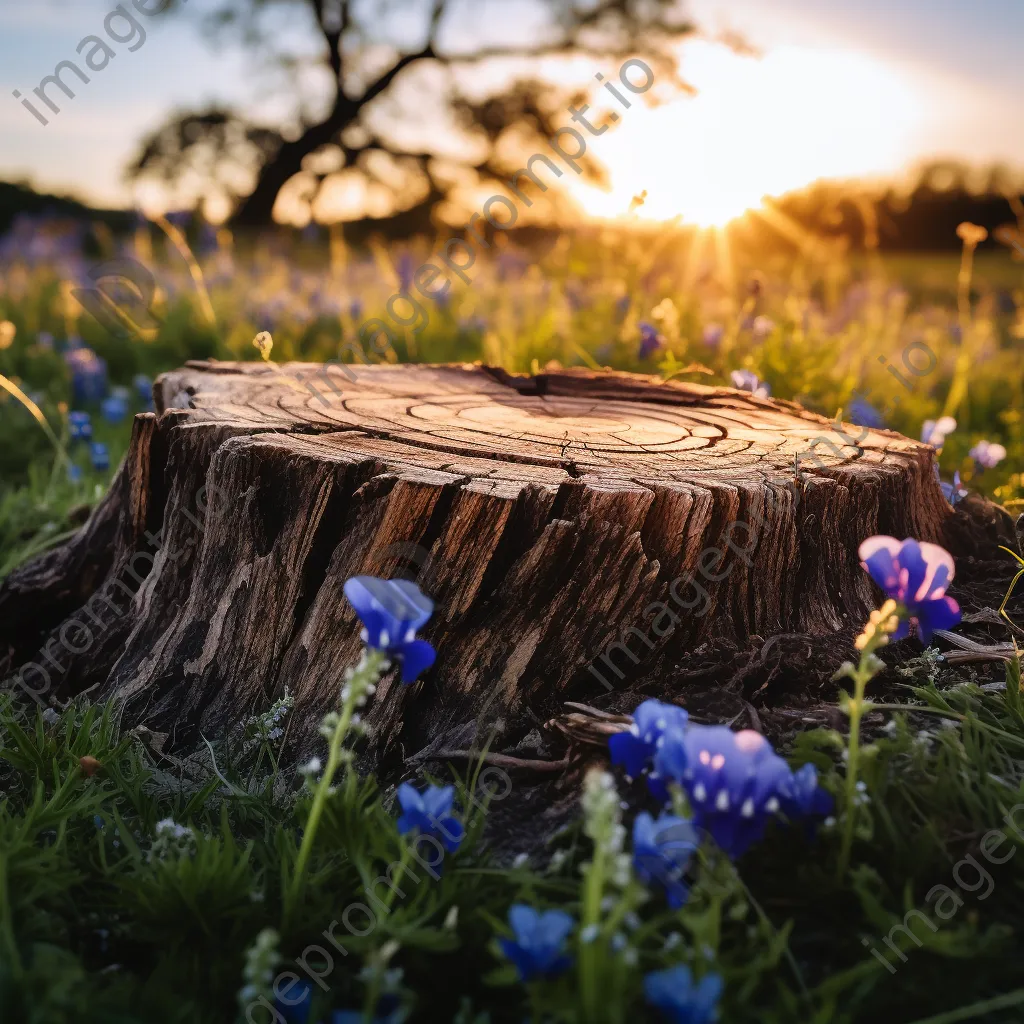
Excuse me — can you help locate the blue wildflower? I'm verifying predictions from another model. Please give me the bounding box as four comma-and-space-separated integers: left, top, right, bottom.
90, 442, 110, 472
101, 393, 129, 424
64, 347, 108, 404
133, 374, 153, 403
858, 536, 961, 643
499, 904, 573, 982
644, 965, 723, 1024
639, 321, 663, 359
653, 724, 795, 859
848, 397, 884, 429
632, 812, 699, 908
702, 323, 724, 348
939, 469, 967, 506
395, 782, 464, 852
969, 439, 1007, 471
274, 977, 314, 1024
729, 370, 769, 398
68, 411, 92, 442
609, 698, 689, 778
342, 576, 436, 683
776, 762, 834, 821
67, 463, 83, 483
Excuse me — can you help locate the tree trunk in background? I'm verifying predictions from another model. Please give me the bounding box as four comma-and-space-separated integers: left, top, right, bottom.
0, 362, 973, 774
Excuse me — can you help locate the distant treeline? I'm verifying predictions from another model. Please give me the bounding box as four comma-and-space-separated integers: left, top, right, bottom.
2, 161, 1022, 253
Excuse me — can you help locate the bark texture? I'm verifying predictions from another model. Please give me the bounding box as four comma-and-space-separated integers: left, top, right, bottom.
0, 362, 961, 770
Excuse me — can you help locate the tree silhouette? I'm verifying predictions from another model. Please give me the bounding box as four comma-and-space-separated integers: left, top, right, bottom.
127, 0, 692, 227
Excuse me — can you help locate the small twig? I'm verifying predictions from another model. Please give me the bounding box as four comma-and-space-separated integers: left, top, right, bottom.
411, 749, 570, 771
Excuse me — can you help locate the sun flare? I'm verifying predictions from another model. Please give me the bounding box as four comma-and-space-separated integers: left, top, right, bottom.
572, 40, 924, 227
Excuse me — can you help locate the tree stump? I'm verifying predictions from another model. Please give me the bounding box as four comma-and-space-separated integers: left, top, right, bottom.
0, 362, 955, 768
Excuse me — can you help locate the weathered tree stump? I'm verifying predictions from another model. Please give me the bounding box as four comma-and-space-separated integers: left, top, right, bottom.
0, 362, 955, 767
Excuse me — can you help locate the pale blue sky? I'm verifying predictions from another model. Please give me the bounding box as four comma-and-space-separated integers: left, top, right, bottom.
1, 0, 1022, 209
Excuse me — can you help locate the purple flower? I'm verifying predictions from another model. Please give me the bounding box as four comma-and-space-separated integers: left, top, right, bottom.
730, 370, 770, 398
921, 417, 956, 448
395, 783, 464, 852
342, 576, 436, 683
702, 323, 724, 348
632, 811, 699, 908
644, 965, 723, 1024
969, 440, 1007, 471
653, 725, 795, 859
499, 904, 573, 982
615, 295, 632, 321
849, 397, 883, 429
939, 469, 967, 506
396, 253, 415, 293
776, 762, 833, 820
609, 699, 689, 778
89, 442, 110, 471
639, 321, 663, 360
68, 411, 92, 442
858, 536, 961, 643
751, 315, 775, 340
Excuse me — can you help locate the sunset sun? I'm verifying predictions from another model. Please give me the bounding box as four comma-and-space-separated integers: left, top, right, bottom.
574, 40, 925, 227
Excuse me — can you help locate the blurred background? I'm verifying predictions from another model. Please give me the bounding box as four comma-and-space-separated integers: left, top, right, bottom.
1, 0, 1023, 566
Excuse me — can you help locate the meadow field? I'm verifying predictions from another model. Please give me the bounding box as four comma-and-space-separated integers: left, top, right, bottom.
1, 216, 1024, 1023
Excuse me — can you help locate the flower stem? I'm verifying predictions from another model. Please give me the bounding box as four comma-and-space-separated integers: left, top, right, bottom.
285, 648, 385, 922
837, 617, 890, 879
579, 849, 606, 1022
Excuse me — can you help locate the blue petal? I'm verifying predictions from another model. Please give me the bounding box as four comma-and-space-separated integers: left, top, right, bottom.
435, 814, 465, 852
916, 596, 961, 644
396, 782, 424, 815
536, 909, 574, 948
863, 548, 901, 598
499, 937, 538, 981
420, 784, 455, 820
898, 539, 928, 605
508, 903, 541, 943
609, 730, 649, 777
397, 639, 436, 683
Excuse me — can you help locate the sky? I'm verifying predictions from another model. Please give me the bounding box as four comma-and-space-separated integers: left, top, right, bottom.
1, 0, 1022, 219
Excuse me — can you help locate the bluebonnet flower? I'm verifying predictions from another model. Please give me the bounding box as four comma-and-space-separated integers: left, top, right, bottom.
702, 323, 724, 348
644, 965, 723, 1024
499, 904, 573, 981
858, 536, 961, 643
133, 374, 153, 403
632, 812, 699, 908
751, 315, 774, 340
68, 411, 92, 442
101, 391, 129, 424
609, 698, 688, 778
639, 321, 663, 359
939, 469, 967, 506
67, 463, 83, 483
64, 347, 108, 404
654, 725, 798, 859
274, 977, 314, 1024
342, 576, 436, 683
849, 397, 884, 429
395, 783, 464, 852
921, 416, 956, 449
90, 442, 110, 472
730, 370, 770, 398
776, 762, 834, 820
396, 253, 415, 293
969, 440, 1007, 471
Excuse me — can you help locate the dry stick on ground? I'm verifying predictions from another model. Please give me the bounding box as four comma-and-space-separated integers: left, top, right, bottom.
0, 362, 967, 772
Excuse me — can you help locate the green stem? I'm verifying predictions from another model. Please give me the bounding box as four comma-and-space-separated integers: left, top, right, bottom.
579, 849, 606, 1021
904, 988, 1024, 1024
285, 649, 385, 922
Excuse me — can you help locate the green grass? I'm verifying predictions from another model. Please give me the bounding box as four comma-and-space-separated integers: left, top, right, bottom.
2, 228, 1024, 1021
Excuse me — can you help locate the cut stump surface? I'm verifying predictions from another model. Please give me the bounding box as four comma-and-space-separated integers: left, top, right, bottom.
0, 362, 955, 766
